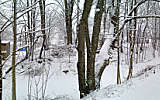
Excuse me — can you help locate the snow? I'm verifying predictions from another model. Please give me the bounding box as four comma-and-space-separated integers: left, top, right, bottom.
2, 21, 160, 99
2, 42, 160, 100
82, 55, 160, 100
2, 23, 160, 100
3, 56, 79, 100
96, 8, 100, 12
1, 0, 160, 99
2, 40, 10, 44
83, 63, 160, 100
119, 73, 160, 100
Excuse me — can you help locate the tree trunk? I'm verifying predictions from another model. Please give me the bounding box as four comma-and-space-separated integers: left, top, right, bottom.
39, 0, 46, 59
87, 0, 105, 91
127, 0, 137, 80
77, 21, 86, 98
100, 0, 107, 48
27, 0, 33, 61
111, 0, 121, 84
0, 29, 2, 100
97, 59, 110, 89
12, 0, 17, 99
31, 0, 36, 61
64, 0, 74, 45
77, 0, 93, 98
158, 18, 160, 56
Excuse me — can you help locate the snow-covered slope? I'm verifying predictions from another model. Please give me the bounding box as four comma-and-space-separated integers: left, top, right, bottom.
83, 58, 160, 100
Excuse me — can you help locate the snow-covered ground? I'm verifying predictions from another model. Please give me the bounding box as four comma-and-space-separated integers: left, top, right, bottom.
2, 34, 160, 100
83, 57, 160, 100
3, 49, 160, 100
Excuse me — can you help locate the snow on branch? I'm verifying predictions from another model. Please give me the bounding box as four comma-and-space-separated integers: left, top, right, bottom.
0, 11, 10, 22
128, 0, 160, 16
94, 0, 160, 86
0, 0, 40, 33
127, 15, 160, 19
0, 0, 10, 6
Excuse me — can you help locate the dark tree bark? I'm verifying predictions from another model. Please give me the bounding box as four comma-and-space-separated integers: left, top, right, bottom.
158, 19, 160, 56
152, 2, 157, 58
127, 0, 137, 80
12, 0, 17, 99
77, 0, 105, 97
31, 0, 37, 61
77, 0, 93, 98
39, 0, 46, 59
0, 28, 2, 100
111, 0, 121, 84
116, 0, 121, 85
96, 59, 110, 89
27, 0, 32, 53
86, 0, 105, 91
64, 0, 74, 45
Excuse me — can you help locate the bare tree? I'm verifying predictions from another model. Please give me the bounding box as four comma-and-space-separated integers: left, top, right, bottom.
39, 0, 46, 59
77, 0, 105, 98
12, 0, 17, 99
86, 0, 105, 91
64, 0, 75, 45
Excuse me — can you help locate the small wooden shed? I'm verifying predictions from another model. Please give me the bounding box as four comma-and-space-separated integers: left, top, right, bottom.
1, 41, 10, 59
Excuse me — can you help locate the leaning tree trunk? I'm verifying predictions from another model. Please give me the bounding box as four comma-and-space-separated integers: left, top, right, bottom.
12, 0, 17, 99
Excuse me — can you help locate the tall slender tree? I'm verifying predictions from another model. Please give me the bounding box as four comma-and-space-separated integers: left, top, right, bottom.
127, 0, 137, 80
31, 0, 37, 61
110, 0, 121, 84
116, 0, 121, 84
12, 0, 17, 99
39, 0, 46, 59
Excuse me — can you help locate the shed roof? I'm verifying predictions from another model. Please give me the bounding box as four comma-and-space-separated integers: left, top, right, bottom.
2, 41, 10, 44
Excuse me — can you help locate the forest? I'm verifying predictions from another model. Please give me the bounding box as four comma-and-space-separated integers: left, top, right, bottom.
0, 0, 160, 100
